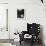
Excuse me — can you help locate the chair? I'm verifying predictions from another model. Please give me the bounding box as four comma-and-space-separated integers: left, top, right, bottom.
19, 23, 40, 46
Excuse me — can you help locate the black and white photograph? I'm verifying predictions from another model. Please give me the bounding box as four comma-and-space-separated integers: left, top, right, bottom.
17, 9, 24, 18
0, 0, 46, 46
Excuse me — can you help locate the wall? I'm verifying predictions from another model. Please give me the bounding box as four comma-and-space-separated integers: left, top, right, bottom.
0, 0, 8, 3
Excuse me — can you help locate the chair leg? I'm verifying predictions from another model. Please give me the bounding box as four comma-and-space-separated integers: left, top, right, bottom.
20, 41, 21, 45
30, 40, 34, 46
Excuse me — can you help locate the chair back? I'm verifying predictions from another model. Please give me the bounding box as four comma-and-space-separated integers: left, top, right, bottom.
27, 23, 40, 36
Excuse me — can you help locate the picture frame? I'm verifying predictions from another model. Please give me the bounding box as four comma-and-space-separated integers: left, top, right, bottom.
16, 9, 26, 20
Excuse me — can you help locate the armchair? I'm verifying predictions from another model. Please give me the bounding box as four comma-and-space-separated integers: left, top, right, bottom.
19, 23, 41, 46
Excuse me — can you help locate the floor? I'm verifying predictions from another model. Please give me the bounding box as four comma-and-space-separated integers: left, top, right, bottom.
0, 43, 13, 46
19, 41, 43, 46
0, 42, 43, 46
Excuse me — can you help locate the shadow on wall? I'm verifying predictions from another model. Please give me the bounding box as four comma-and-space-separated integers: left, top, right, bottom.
40, 25, 45, 46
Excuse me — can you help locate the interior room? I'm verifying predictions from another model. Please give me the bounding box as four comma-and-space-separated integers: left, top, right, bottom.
0, 0, 46, 46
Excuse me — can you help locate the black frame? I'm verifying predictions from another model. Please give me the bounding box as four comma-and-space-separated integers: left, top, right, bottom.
17, 9, 24, 18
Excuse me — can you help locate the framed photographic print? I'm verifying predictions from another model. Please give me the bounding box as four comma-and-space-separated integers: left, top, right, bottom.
17, 9, 24, 18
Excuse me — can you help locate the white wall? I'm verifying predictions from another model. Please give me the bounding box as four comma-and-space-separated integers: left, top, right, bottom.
0, 0, 8, 3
